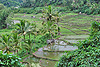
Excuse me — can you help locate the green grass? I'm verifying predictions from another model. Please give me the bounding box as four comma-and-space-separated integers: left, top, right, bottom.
60, 27, 75, 35
59, 13, 99, 35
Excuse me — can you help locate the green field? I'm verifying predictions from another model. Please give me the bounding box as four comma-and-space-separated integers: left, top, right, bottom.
11, 13, 100, 36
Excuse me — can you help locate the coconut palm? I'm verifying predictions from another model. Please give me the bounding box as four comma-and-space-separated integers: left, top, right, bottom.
41, 6, 58, 39
15, 20, 30, 40
41, 21, 57, 39
15, 20, 38, 54
52, 11, 61, 35
25, 23, 37, 41
1, 34, 12, 54
42, 6, 54, 22
12, 32, 22, 55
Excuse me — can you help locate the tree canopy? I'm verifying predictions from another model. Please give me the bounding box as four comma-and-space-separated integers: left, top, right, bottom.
0, 0, 100, 7
0, 0, 23, 7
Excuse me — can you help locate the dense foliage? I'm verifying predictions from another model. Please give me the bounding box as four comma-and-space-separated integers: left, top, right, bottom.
0, 8, 11, 29
1, 0, 100, 7
1, 0, 99, 15
14, 0, 100, 15
1, 0, 100, 14
57, 21, 100, 67
73, 2, 100, 15
13, 7, 43, 14
0, 50, 22, 67
21, 0, 100, 7
0, 0, 22, 7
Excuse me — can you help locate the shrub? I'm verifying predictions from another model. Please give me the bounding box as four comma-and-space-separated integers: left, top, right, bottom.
13, 7, 43, 14
57, 46, 100, 67
54, 7, 68, 12
0, 50, 23, 67
73, 3, 100, 15
0, 8, 11, 29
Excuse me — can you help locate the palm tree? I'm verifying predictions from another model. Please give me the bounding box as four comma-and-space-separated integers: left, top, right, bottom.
42, 6, 53, 22
52, 11, 61, 35
1, 33, 22, 54
1, 34, 12, 54
12, 32, 22, 55
21, 23, 37, 54
41, 6, 58, 39
41, 21, 57, 39
25, 23, 37, 41
15, 20, 30, 40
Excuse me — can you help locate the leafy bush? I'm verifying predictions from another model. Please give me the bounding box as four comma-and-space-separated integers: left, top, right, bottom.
90, 21, 100, 36
54, 7, 67, 12
85, 9, 92, 15
57, 21, 100, 67
57, 46, 100, 67
0, 8, 11, 29
73, 3, 100, 15
0, 50, 23, 67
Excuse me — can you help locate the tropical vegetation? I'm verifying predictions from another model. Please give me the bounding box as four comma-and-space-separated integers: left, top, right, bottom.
0, 50, 22, 67
0, 0, 100, 67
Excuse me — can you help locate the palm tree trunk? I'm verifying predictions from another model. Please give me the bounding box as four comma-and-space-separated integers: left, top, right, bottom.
24, 35, 25, 40
57, 21, 60, 35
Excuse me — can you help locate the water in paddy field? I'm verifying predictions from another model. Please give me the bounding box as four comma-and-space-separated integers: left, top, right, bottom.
23, 40, 78, 67
23, 57, 58, 67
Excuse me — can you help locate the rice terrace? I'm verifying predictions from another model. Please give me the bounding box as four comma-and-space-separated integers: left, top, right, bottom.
0, 0, 100, 67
